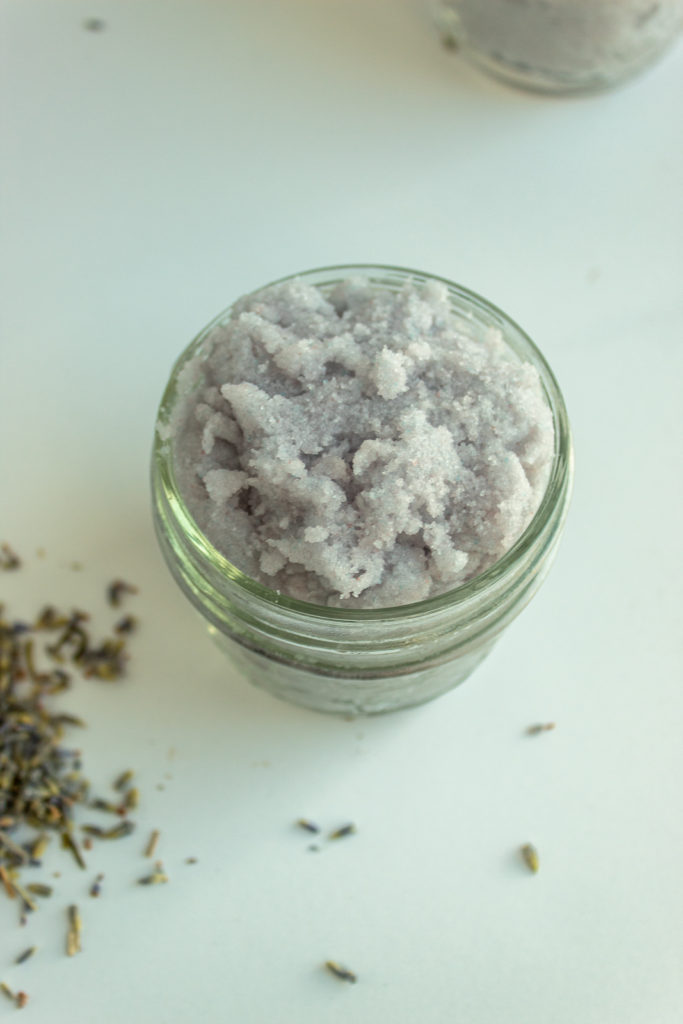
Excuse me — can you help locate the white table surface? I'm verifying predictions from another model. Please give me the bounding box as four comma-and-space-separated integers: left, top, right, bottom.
1, 2, 682, 1022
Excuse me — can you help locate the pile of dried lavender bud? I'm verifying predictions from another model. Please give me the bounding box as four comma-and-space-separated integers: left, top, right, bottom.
0, 592, 137, 865
0, 552, 145, 1003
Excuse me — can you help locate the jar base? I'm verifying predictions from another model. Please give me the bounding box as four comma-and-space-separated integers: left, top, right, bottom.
456, 41, 680, 96
210, 627, 496, 715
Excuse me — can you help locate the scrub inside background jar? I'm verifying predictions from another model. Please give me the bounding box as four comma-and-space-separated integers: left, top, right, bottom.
440, 0, 682, 86
160, 277, 553, 608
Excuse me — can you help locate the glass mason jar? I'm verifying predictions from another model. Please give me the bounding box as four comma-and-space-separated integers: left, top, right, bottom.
436, 0, 683, 95
151, 265, 573, 715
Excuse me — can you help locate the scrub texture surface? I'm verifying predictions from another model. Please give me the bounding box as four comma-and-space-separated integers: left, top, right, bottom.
163, 278, 554, 607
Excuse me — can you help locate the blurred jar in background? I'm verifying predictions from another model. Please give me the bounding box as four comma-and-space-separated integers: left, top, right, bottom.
437, 0, 683, 94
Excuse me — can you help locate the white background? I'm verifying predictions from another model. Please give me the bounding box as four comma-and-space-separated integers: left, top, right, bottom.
1, 2, 682, 1022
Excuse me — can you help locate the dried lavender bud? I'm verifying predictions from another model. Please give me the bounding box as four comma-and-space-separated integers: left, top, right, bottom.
66, 904, 82, 956
0, 544, 21, 570
89, 874, 104, 898
325, 961, 357, 983
138, 861, 168, 886
328, 824, 356, 840
106, 580, 138, 608
114, 615, 138, 635
521, 843, 540, 873
296, 819, 320, 834
113, 770, 134, 791
144, 830, 160, 858
526, 722, 556, 735
25, 884, 52, 898
81, 821, 135, 840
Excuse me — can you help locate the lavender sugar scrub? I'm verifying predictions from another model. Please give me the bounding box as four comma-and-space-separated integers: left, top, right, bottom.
161, 277, 553, 608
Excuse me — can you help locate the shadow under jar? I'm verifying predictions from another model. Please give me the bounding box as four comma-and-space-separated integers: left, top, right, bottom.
151, 265, 573, 715
437, 0, 683, 95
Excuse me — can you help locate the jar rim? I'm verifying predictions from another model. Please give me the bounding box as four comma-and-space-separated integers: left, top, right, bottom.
153, 263, 573, 623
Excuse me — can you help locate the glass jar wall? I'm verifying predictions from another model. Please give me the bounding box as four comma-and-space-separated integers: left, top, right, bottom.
151, 266, 573, 714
